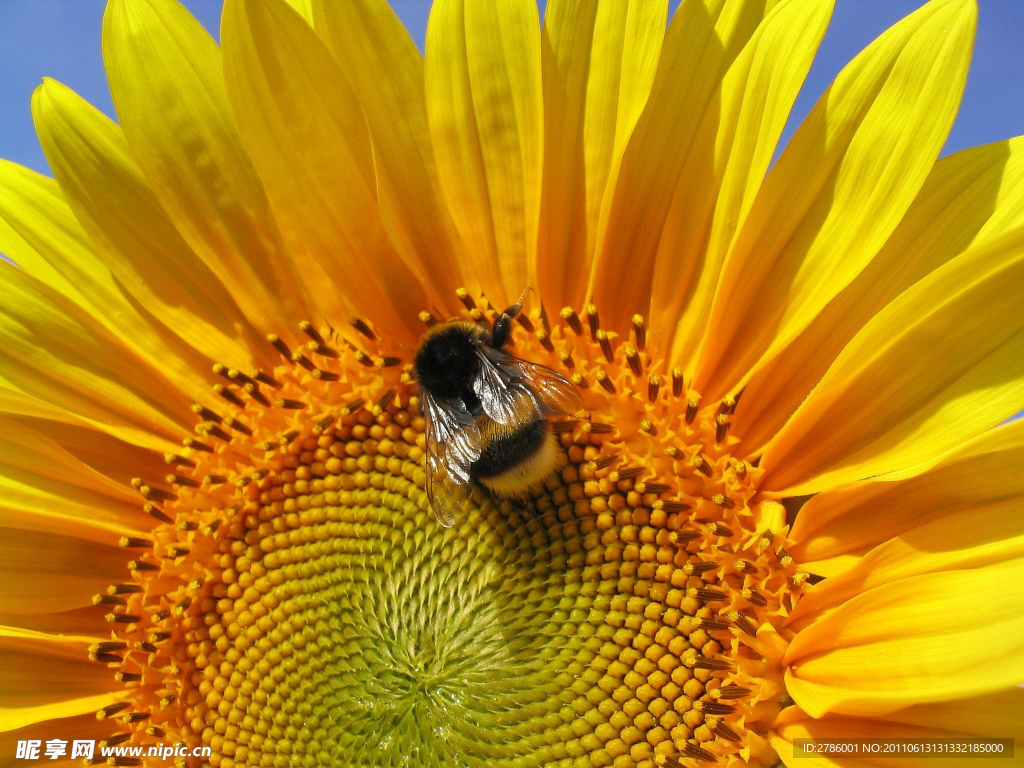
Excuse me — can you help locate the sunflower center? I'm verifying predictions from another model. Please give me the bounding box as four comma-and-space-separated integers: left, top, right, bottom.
93, 292, 804, 768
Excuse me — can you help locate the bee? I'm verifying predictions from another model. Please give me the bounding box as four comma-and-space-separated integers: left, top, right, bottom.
414, 291, 583, 527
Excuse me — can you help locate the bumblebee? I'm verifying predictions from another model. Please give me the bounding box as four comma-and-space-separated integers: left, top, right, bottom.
414, 292, 583, 527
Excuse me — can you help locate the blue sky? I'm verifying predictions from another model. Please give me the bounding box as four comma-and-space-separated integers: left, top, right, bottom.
1, 1, 1023, 176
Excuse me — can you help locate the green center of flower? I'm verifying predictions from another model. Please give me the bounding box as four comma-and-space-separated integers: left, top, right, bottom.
92, 296, 804, 768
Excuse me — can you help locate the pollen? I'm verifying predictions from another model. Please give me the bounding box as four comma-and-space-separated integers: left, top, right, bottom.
92, 292, 802, 768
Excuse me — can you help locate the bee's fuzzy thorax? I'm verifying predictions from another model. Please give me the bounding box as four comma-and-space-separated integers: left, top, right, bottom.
413, 320, 487, 400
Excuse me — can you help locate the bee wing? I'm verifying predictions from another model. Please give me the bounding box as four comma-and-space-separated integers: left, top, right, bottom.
422, 391, 481, 528
478, 345, 583, 418
473, 345, 540, 424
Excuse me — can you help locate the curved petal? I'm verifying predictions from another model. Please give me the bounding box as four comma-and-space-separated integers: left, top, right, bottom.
0, 391, 164, 481
102, 0, 313, 336
535, 0, 597, 310
0, 628, 115, 730
0, 712, 107, 756
881, 688, 1024, 747
0, 528, 130, 616
280, 0, 312, 24
8, 415, 167, 488
735, 135, 1024, 455
653, 0, 834, 363
784, 558, 1024, 718
0, 160, 218, 408
591, 0, 791, 330
789, 496, 1024, 628
426, 0, 544, 307
0, 392, 176, 503
0, 188, 87, 309
0, 606, 115, 638
32, 78, 267, 372
0, 388, 98, 435
0, 699, 117, 741
760, 226, 1024, 495
773, 690, 1024, 768
695, 0, 976, 400
221, 0, 429, 345
0, 265, 191, 452
312, 0, 464, 315
0, 416, 148, 545
579, 0, 668, 297
789, 417, 1024, 572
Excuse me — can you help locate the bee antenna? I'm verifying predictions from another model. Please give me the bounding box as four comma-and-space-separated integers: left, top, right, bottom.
510, 285, 531, 316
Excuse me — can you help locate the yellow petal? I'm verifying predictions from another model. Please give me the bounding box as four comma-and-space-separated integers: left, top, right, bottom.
883, 688, 1024, 745
581, 0, 668, 285
790, 496, 1024, 630
0, 698, 117, 739
221, 0, 431, 345
784, 558, 1024, 717
0, 606, 115, 637
9, 414, 168, 488
32, 78, 268, 373
735, 135, 1024, 455
280, 0, 311, 24
313, 0, 464, 315
0, 187, 89, 310
0, 627, 115, 730
0, 712, 106, 754
772, 749, 857, 768
790, 417, 1024, 572
0, 417, 147, 545
535, 0, 597, 310
771, 729, 877, 768
773, 690, 1024, 768
696, 0, 976, 400
0, 265, 189, 453
592, 0, 792, 330
653, 0, 834, 362
760, 226, 1024, 495
102, 0, 313, 335
538, 0, 668, 307
0, 388, 97, 434
0, 525, 129, 615
0, 159, 217, 408
426, 0, 544, 307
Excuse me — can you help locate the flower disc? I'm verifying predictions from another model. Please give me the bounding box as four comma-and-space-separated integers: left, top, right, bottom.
94, 299, 800, 768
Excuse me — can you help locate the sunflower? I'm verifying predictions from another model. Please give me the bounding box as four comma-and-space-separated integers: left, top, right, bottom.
1, 0, 1023, 766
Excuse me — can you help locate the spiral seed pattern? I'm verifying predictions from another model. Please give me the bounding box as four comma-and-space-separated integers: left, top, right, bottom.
91, 292, 802, 768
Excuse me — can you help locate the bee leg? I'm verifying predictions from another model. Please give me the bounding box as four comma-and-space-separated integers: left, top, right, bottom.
492, 286, 531, 348
492, 314, 513, 349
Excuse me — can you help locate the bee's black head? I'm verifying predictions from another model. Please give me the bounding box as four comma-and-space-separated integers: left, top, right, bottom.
414, 324, 481, 400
